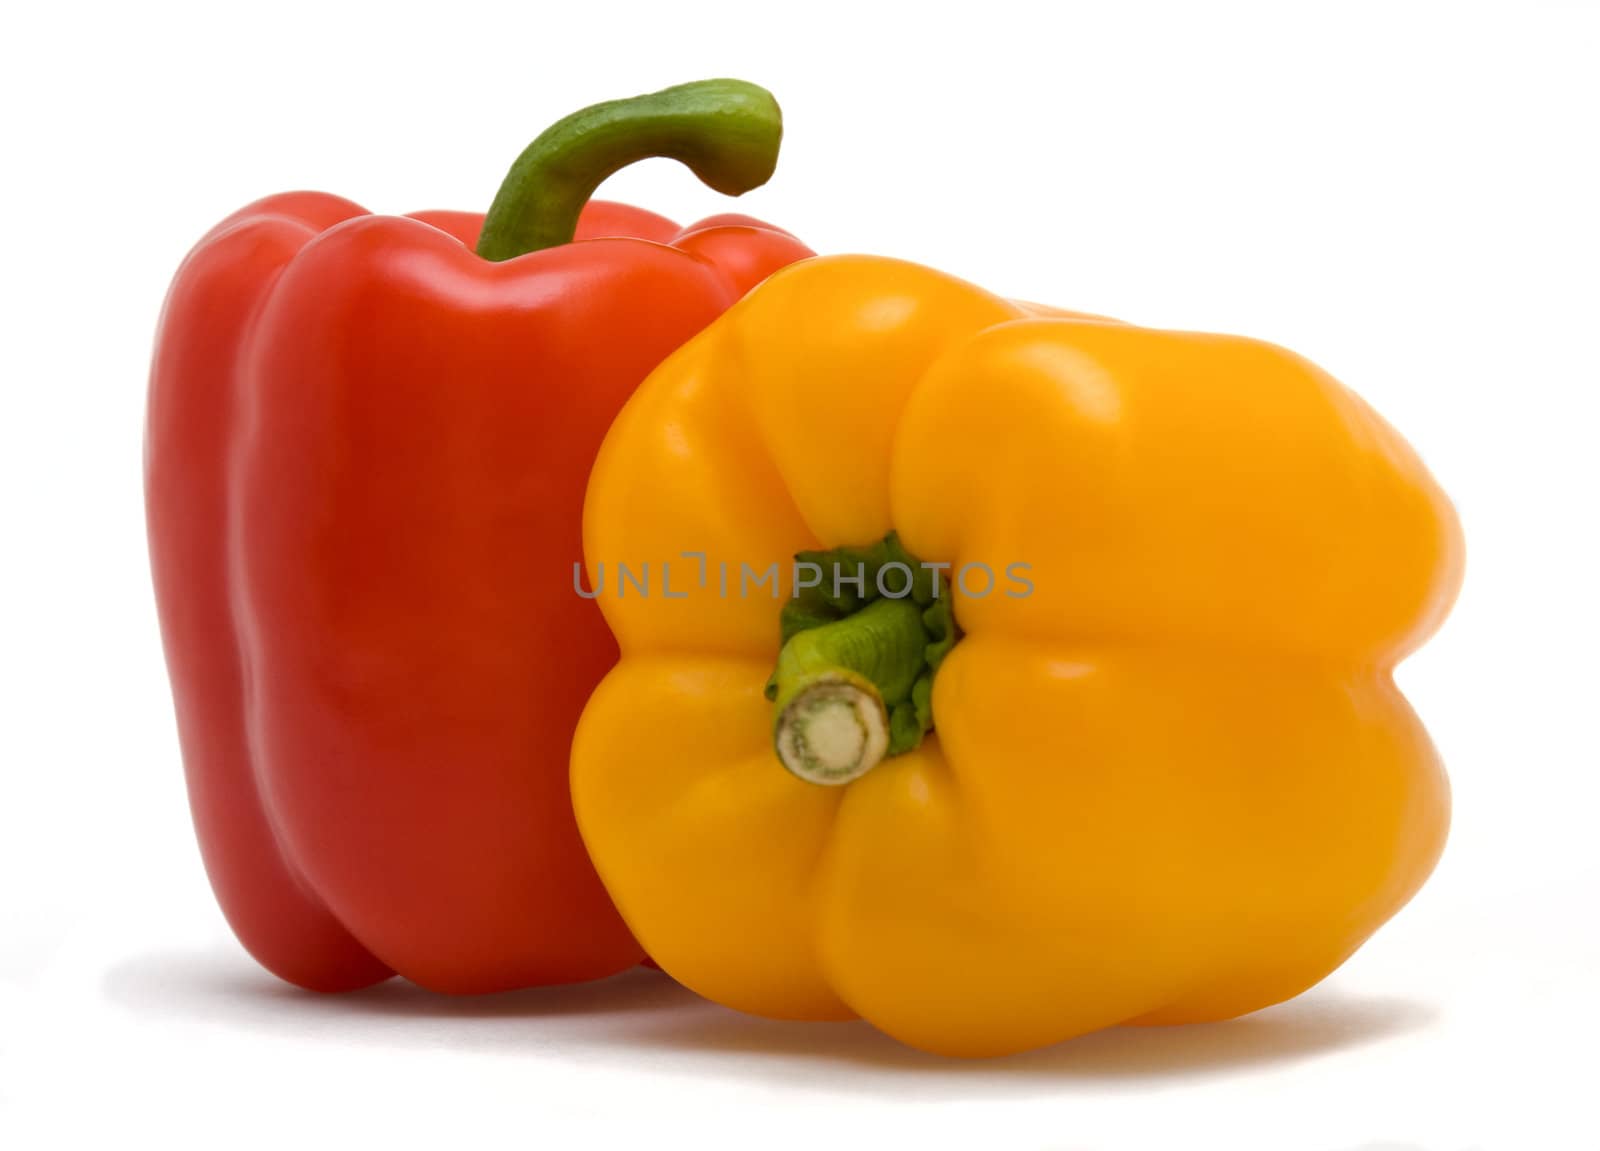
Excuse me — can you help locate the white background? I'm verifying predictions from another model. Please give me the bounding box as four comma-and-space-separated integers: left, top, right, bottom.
2, 2, 1596, 1148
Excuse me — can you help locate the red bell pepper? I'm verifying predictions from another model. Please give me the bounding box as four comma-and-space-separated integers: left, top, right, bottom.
145, 80, 812, 993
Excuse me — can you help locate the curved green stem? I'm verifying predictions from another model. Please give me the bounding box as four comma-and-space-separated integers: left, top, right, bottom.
476, 79, 783, 261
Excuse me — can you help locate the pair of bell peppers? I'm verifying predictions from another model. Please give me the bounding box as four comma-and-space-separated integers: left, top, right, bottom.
147, 80, 1462, 1056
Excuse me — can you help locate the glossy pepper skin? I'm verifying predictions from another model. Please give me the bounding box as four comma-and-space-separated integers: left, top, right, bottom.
146, 81, 812, 993
571, 255, 1464, 1056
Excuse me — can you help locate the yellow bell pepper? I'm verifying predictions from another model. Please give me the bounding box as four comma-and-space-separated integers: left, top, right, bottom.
570, 254, 1464, 1057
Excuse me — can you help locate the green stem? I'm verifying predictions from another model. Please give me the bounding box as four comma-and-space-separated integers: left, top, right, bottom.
771, 599, 928, 786
767, 533, 962, 786
476, 79, 783, 261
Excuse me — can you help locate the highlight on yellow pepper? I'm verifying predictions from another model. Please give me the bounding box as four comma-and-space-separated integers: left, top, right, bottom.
570, 254, 1464, 1058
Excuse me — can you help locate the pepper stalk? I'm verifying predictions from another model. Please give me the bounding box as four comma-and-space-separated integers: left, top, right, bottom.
476, 79, 783, 261
766, 534, 959, 786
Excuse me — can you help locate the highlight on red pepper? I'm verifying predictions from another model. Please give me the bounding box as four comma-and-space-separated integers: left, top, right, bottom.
145, 80, 813, 993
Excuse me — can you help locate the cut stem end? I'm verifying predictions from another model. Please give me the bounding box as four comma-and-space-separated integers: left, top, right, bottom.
774, 676, 889, 787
